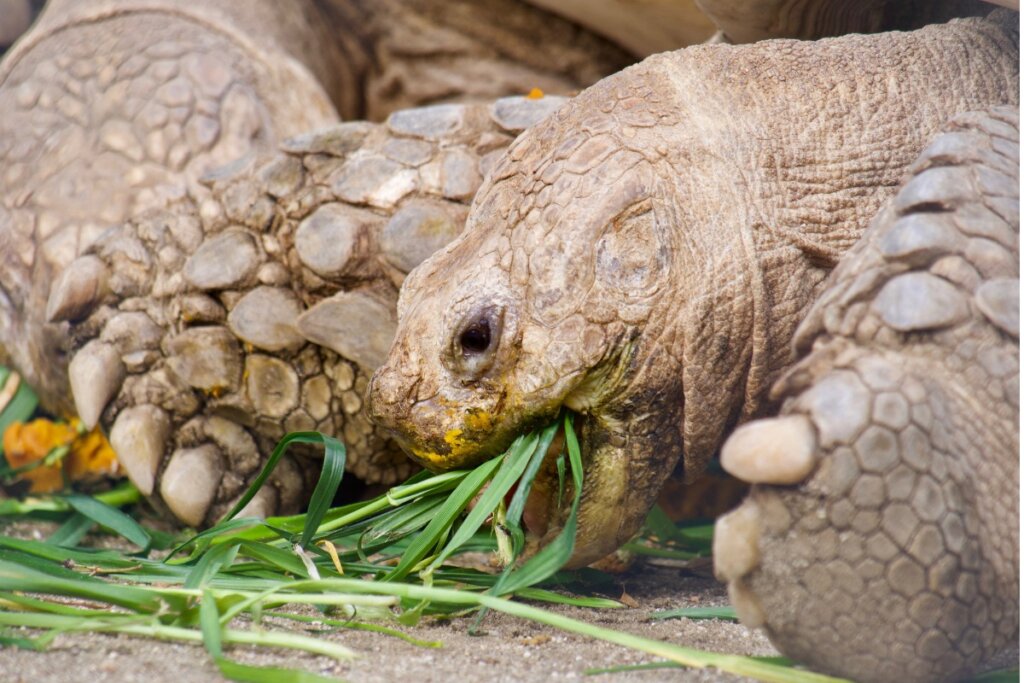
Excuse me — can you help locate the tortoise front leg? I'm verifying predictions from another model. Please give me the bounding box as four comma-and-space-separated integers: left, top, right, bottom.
713, 106, 1019, 682
48, 97, 568, 526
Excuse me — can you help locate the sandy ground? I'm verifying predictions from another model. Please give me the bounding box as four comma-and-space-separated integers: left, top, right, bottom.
2, 521, 1016, 683
0, 520, 776, 683
0, 570, 774, 683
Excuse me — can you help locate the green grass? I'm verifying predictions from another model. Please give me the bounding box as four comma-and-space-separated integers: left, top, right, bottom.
0, 412, 848, 683
651, 606, 738, 622
0, 382, 1016, 683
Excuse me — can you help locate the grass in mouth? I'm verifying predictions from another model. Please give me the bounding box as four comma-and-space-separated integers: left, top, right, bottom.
2, 398, 1009, 683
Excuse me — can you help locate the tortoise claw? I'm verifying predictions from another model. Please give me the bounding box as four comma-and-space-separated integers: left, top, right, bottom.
159, 444, 225, 528
720, 415, 817, 485
68, 341, 124, 430
108, 405, 171, 496
45, 255, 109, 323
727, 579, 767, 629
712, 498, 761, 583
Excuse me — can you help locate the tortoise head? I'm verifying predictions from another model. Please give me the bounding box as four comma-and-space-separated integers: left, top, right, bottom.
368, 63, 688, 566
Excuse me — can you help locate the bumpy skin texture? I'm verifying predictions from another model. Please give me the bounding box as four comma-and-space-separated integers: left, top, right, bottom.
715, 106, 1019, 682
368, 13, 1019, 566
46, 96, 568, 525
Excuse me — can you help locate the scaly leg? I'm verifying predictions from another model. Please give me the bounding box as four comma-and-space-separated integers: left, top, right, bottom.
714, 106, 1019, 682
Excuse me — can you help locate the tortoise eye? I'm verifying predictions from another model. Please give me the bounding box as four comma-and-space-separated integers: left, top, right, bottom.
459, 319, 491, 355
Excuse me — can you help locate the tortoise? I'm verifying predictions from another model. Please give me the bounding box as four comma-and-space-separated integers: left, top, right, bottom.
0, 0, 1002, 523
0, 1, 1018, 680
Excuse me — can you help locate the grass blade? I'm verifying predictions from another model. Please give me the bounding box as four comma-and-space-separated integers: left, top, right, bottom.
0, 609, 356, 661
0, 483, 143, 517
186, 542, 241, 589
266, 611, 443, 649
0, 591, 113, 616
165, 517, 266, 562
513, 588, 621, 609
383, 455, 503, 582
426, 434, 537, 572
359, 494, 445, 546
47, 513, 95, 547
490, 413, 584, 595
651, 606, 738, 622
215, 659, 342, 683
64, 492, 151, 551
503, 421, 560, 555
237, 541, 308, 576
298, 433, 346, 549
219, 432, 345, 535
0, 558, 176, 613
970, 670, 1020, 683
0, 536, 167, 573
200, 588, 223, 658
642, 505, 680, 542
585, 661, 683, 675
0, 632, 44, 650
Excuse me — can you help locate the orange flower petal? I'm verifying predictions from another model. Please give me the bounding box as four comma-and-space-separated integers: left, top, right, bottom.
4, 419, 80, 493
67, 428, 122, 482
3, 420, 72, 493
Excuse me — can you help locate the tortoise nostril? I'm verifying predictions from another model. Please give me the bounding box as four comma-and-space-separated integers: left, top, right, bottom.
367, 366, 403, 423
459, 319, 491, 355
448, 304, 505, 379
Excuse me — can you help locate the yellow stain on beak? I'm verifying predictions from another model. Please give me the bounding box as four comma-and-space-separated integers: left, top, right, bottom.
409, 409, 498, 469
444, 427, 465, 447
464, 409, 493, 432
446, 408, 496, 454
409, 445, 450, 467
443, 426, 480, 459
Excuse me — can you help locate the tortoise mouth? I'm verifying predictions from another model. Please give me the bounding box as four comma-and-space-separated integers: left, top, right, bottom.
515, 422, 569, 541
516, 411, 624, 569
525, 408, 653, 569
386, 402, 633, 568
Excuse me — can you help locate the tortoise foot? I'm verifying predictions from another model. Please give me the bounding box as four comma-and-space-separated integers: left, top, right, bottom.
715, 107, 1019, 682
